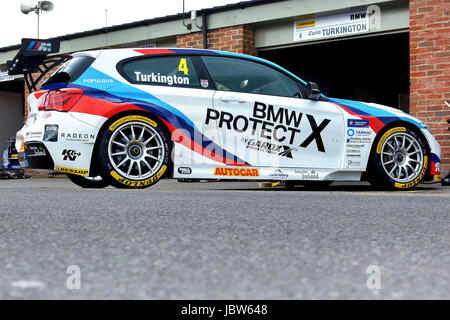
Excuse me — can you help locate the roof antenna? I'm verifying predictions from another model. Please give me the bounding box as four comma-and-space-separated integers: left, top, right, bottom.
182, 0, 192, 31
105, 9, 108, 48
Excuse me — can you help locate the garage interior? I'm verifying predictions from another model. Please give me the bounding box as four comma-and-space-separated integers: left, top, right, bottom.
259, 32, 410, 112
0, 79, 24, 153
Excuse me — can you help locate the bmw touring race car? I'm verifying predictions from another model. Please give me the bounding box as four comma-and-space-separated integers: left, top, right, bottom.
11, 45, 441, 189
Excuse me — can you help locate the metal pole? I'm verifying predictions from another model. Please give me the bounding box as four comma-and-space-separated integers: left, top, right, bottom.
37, 1, 40, 38
202, 11, 208, 49
37, 9, 40, 38
105, 9, 108, 47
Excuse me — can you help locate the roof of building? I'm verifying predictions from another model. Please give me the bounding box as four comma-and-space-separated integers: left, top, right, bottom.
0, 0, 285, 53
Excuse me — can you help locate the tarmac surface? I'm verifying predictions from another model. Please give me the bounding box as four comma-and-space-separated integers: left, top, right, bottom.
0, 177, 449, 299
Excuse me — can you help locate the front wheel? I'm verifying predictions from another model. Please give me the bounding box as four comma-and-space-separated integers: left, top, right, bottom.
66, 174, 109, 188
97, 114, 170, 189
369, 126, 429, 190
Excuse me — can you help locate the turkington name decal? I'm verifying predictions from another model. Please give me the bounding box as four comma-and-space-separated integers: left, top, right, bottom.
134, 72, 189, 86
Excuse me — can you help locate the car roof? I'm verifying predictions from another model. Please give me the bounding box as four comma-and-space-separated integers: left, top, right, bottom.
73, 48, 307, 86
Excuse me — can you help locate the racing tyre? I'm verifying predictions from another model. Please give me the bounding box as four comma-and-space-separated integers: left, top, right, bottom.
97, 114, 170, 189
66, 174, 110, 188
368, 126, 429, 190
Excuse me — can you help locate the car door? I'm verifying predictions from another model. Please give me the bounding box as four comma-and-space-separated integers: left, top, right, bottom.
201, 55, 345, 169
119, 55, 221, 165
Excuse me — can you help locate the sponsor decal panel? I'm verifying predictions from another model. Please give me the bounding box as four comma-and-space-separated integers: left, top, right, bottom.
25, 145, 46, 157
347, 136, 371, 144
109, 116, 157, 131
60, 132, 95, 142
346, 127, 373, 145
348, 160, 361, 167
214, 167, 259, 177
134, 72, 189, 86
110, 165, 167, 187
55, 166, 89, 176
178, 167, 192, 175
269, 169, 288, 179
62, 149, 81, 161
347, 119, 370, 128
26, 131, 43, 139
43, 124, 59, 142
376, 127, 406, 154
83, 78, 114, 84
430, 153, 441, 176
242, 138, 295, 158
394, 155, 428, 189
200, 79, 209, 88
295, 169, 319, 180
205, 101, 331, 153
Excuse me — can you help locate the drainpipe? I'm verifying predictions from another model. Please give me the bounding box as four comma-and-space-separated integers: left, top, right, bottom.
202, 10, 208, 49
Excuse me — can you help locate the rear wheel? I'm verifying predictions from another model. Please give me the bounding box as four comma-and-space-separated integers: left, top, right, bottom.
369, 126, 429, 190
97, 114, 170, 189
66, 174, 109, 188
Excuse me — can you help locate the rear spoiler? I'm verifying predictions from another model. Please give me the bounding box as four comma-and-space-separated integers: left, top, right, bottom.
6, 38, 70, 92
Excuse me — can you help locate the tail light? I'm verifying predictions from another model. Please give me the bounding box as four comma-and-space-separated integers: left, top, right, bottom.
38, 88, 84, 112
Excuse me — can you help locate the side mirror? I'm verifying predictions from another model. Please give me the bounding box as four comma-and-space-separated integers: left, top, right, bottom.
307, 82, 321, 101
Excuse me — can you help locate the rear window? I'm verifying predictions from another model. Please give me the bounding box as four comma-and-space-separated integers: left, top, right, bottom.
43, 55, 95, 86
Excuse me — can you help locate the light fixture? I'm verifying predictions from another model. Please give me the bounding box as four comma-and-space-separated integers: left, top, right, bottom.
20, 1, 54, 38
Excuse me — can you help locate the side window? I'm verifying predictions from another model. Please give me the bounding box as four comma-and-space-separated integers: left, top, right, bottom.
201, 56, 303, 98
120, 56, 200, 88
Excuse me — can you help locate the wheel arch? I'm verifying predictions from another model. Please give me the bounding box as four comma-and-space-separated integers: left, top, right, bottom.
365, 120, 431, 177
88, 109, 173, 176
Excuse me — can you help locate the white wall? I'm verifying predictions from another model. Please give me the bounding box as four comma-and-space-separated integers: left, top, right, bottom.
0, 91, 23, 153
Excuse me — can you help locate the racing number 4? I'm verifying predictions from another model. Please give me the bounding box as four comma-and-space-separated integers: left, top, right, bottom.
178, 58, 189, 75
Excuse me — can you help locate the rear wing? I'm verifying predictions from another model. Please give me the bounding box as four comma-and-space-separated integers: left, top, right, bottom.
6, 38, 70, 92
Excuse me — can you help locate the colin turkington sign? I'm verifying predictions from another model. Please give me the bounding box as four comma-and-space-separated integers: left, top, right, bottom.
294, 10, 369, 42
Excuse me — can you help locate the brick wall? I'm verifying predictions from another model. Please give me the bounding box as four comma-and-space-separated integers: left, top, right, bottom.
176, 24, 255, 55
410, 0, 450, 173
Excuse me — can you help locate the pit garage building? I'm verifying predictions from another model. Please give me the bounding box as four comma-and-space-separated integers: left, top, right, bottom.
0, 0, 448, 172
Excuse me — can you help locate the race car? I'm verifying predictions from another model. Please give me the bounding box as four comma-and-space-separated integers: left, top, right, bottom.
12, 47, 441, 189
